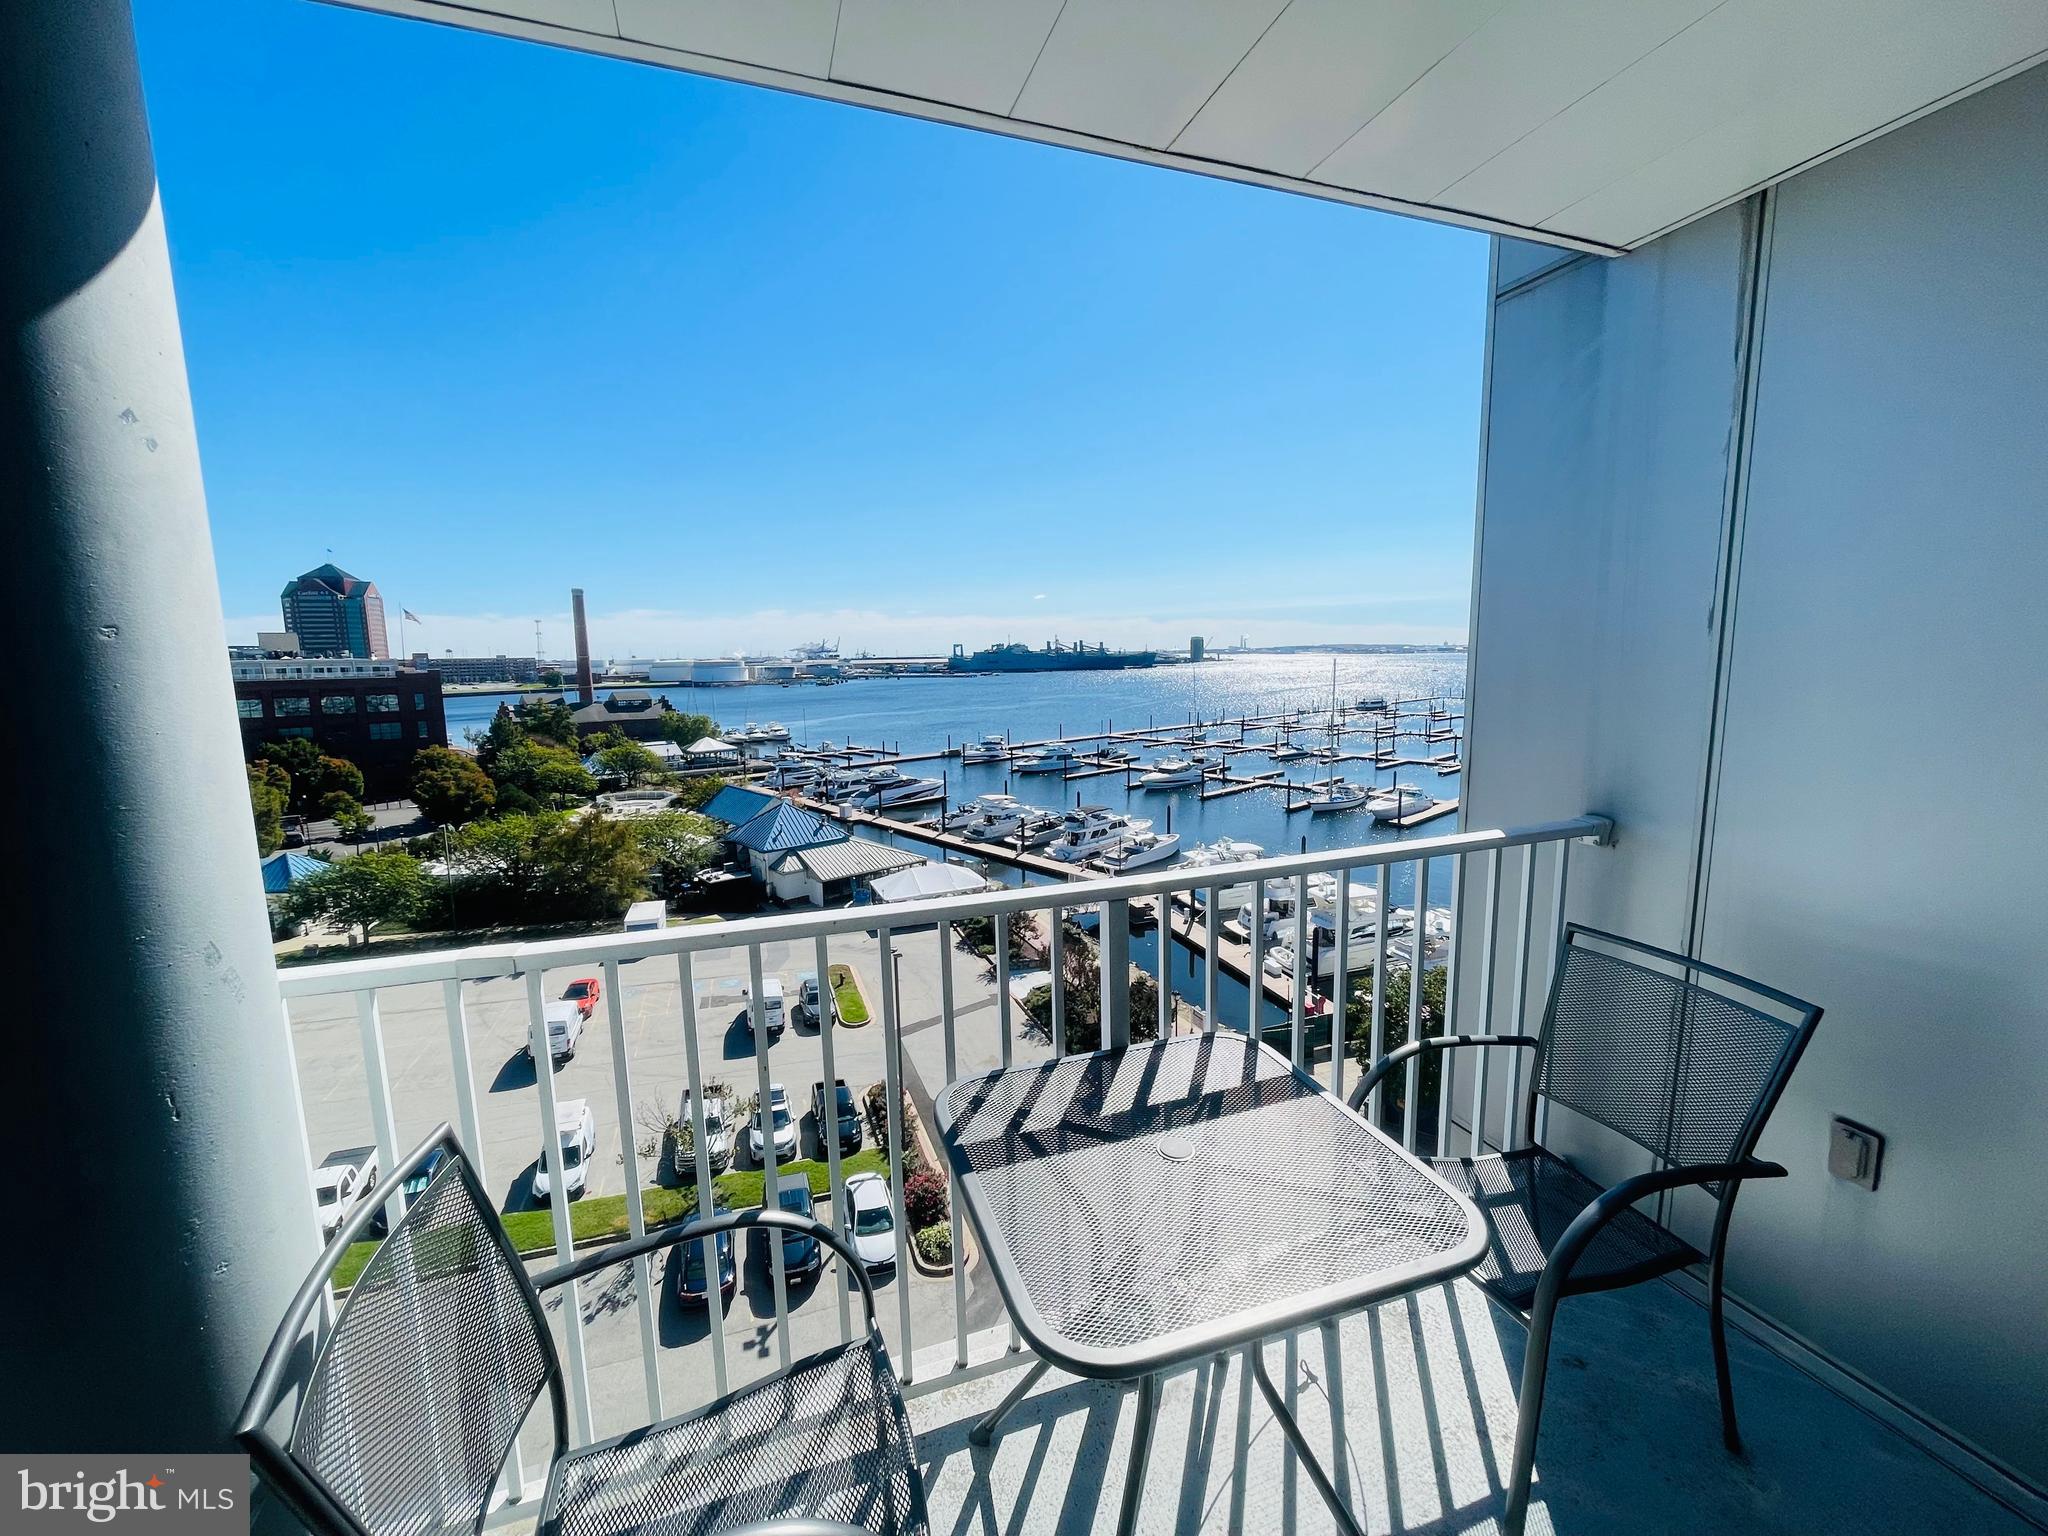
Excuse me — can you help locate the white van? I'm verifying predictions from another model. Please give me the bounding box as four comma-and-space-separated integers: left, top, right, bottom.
755, 976, 786, 1041
623, 900, 667, 933
524, 1000, 583, 1065
532, 1098, 595, 1204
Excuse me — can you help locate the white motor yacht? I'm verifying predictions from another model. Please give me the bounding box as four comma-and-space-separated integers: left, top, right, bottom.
961, 734, 1009, 764
1011, 746, 1078, 774
1366, 784, 1434, 821
1014, 812, 1067, 848
1270, 739, 1310, 762
962, 807, 1031, 842
940, 794, 1026, 833
1095, 830, 1181, 872
1049, 807, 1149, 862
853, 776, 946, 811
1137, 754, 1206, 788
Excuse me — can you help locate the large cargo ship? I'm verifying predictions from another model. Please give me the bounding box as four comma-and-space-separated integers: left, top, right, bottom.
948, 640, 1157, 674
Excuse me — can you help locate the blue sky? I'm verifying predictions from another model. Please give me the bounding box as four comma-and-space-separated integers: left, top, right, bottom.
133, 0, 1489, 659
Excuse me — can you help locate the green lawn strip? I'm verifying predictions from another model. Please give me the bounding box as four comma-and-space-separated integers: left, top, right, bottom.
331, 1147, 890, 1291
828, 963, 870, 1024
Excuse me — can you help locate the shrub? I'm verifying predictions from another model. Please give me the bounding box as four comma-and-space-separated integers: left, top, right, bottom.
914, 1224, 952, 1267
904, 1167, 948, 1230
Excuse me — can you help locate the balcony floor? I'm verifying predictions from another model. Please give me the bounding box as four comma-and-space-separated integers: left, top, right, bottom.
904, 1275, 2037, 1535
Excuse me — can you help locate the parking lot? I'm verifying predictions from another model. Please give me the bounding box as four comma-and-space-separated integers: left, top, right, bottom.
286, 921, 1045, 1437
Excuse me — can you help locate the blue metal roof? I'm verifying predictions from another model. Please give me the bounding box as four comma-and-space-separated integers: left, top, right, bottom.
261, 850, 327, 893
724, 802, 847, 854
702, 784, 777, 826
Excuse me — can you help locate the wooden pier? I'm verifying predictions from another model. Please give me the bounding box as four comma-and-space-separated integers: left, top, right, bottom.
1198, 770, 1286, 802
1388, 796, 1460, 829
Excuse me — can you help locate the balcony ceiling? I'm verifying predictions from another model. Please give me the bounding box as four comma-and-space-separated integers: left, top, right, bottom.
334, 0, 2048, 252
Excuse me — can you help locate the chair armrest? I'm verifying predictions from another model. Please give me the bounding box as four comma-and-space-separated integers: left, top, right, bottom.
1347, 1035, 1538, 1113
1537, 1159, 1786, 1307
532, 1206, 879, 1334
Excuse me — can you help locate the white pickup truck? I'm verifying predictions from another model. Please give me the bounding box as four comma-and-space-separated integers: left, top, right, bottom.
313, 1146, 379, 1241
532, 1099, 596, 1204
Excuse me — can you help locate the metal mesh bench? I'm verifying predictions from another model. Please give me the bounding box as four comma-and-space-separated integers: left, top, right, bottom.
238, 1127, 928, 1536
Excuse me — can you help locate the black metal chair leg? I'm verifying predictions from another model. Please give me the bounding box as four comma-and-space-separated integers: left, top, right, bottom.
1504, 1290, 1560, 1536
1708, 1246, 1742, 1454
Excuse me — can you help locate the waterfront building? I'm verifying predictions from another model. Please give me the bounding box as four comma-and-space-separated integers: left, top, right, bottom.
233, 663, 446, 796
279, 562, 388, 658
408, 652, 543, 686
557, 688, 668, 741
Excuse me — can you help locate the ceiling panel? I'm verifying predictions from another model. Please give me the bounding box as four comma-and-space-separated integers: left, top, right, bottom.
1436, 0, 1772, 228
1171, 0, 1506, 176
612, 0, 838, 77
830, 0, 1065, 116
325, 0, 2048, 252
1546, 0, 2048, 242
1010, 0, 1292, 150
1312, 0, 1720, 203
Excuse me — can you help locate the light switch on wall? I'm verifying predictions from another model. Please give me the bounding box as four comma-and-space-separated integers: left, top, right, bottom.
1828, 1117, 1883, 1191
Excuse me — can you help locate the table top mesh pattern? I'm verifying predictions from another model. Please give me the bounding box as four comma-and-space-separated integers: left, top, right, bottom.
940, 1034, 1474, 1361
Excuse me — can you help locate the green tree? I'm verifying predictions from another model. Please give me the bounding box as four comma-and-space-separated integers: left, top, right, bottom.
634, 811, 718, 892
540, 667, 565, 688
533, 814, 648, 919
284, 850, 430, 944
443, 813, 555, 910
323, 792, 373, 843
1022, 919, 1162, 1054
673, 774, 729, 812
409, 746, 497, 825
513, 695, 579, 747
247, 762, 289, 855
594, 740, 662, 785
1346, 965, 1449, 1133
659, 709, 720, 749
257, 739, 364, 815
490, 740, 597, 804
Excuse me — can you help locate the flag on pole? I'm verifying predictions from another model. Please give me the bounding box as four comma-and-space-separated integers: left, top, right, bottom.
402, 609, 422, 624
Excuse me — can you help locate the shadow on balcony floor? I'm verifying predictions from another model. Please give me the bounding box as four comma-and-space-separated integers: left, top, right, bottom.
907, 1275, 2038, 1535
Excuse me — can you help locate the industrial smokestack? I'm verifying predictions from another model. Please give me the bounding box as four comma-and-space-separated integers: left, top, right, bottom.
571, 588, 594, 706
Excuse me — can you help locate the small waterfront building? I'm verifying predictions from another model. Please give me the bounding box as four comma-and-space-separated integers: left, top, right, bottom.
721, 801, 847, 894
684, 735, 742, 767
567, 689, 667, 742
700, 784, 777, 827
766, 839, 924, 907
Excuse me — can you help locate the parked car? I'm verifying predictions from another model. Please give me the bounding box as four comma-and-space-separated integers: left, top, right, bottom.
313, 1146, 378, 1242
369, 1141, 451, 1236
841, 1171, 897, 1271
793, 972, 830, 1028
771, 1173, 823, 1282
522, 1000, 584, 1066
532, 1098, 595, 1204
562, 976, 601, 1020
747, 1083, 798, 1164
751, 976, 786, 1042
676, 1087, 738, 1175
811, 1078, 862, 1157
672, 1198, 736, 1307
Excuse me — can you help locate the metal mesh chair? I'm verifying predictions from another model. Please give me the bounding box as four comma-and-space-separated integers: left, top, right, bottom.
1351, 923, 1821, 1536
238, 1126, 928, 1536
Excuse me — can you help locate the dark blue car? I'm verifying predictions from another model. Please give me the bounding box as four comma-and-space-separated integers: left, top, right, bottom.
673, 1202, 737, 1307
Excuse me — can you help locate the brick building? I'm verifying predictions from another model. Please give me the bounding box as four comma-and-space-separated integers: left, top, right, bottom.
233, 658, 446, 798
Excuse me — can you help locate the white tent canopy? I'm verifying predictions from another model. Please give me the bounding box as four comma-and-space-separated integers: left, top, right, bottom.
869, 861, 992, 903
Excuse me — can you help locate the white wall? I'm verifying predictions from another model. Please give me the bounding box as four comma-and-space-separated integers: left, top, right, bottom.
1465, 63, 2048, 1485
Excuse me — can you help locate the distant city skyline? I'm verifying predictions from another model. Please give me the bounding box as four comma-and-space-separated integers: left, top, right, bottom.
136, 0, 1489, 658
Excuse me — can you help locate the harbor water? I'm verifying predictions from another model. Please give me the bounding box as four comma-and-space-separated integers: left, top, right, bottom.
443, 652, 1469, 1034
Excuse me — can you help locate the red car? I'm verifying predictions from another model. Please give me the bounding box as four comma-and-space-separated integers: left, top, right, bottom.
563, 977, 601, 1019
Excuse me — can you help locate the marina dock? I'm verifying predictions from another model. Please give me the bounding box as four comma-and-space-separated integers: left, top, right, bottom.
796, 797, 1083, 882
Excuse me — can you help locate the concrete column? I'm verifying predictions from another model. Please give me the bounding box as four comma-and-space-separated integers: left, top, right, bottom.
0, 0, 317, 1454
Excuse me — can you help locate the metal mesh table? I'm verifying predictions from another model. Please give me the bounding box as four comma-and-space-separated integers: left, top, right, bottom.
937, 1033, 1485, 1536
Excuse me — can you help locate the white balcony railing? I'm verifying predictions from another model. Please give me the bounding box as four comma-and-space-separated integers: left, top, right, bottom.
275, 812, 1609, 1503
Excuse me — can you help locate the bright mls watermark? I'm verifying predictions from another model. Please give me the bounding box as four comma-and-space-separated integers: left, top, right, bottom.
4, 1457, 246, 1535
